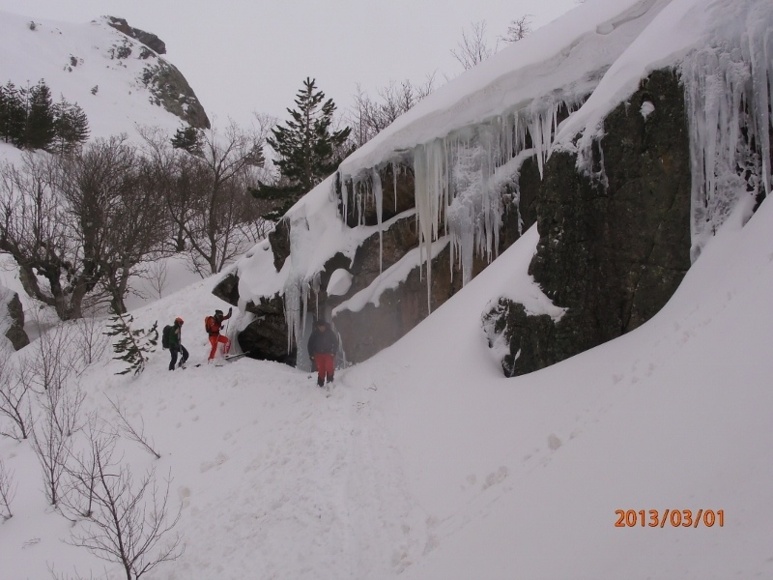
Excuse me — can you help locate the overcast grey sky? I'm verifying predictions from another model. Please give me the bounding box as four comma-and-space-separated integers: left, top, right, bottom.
0, 0, 579, 126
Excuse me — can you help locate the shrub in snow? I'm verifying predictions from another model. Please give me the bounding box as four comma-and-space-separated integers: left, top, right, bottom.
106, 313, 158, 376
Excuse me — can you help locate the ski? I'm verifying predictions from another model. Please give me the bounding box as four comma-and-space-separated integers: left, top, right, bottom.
224, 352, 250, 362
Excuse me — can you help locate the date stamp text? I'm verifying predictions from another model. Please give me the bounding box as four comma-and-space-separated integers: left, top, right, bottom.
615, 509, 725, 528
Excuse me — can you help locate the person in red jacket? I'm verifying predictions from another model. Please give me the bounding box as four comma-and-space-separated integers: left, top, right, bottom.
205, 307, 232, 362
307, 318, 338, 387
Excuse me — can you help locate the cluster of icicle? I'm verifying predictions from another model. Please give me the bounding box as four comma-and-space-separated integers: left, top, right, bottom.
338, 96, 581, 313
680, 0, 772, 260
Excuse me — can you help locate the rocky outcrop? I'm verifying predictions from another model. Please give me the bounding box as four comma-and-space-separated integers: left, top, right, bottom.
215, 70, 694, 373
333, 243, 486, 363
487, 70, 692, 375
103, 16, 209, 129
105, 17, 167, 55
212, 271, 240, 306
3, 290, 29, 351
140, 60, 210, 129
236, 294, 296, 365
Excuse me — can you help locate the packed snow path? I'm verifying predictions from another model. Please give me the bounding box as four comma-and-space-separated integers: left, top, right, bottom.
126, 360, 429, 580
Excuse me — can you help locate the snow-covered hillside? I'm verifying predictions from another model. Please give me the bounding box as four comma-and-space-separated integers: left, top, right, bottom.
2, 151, 771, 580
1, 0, 772, 578
0, 11, 205, 144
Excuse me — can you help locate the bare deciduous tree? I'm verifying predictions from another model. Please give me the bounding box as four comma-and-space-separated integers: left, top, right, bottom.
144, 120, 271, 276
0, 139, 171, 320
62, 419, 116, 521
30, 399, 72, 507
65, 430, 182, 580
0, 153, 86, 319
107, 397, 161, 460
56, 138, 169, 314
142, 260, 168, 300
72, 316, 110, 370
26, 323, 86, 506
349, 75, 436, 147
0, 457, 16, 520
451, 20, 497, 70
31, 322, 76, 392
0, 348, 34, 441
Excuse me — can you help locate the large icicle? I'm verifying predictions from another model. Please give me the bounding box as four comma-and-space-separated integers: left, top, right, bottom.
371, 167, 384, 273
681, 0, 773, 259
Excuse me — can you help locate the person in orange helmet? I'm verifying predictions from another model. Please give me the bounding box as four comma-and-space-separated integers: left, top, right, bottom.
205, 307, 232, 362
166, 316, 189, 370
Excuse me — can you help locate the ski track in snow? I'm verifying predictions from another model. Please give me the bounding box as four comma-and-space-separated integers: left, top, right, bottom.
123, 361, 431, 580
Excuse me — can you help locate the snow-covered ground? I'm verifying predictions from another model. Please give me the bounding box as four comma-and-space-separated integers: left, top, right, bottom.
1, 169, 771, 580
1, 0, 772, 577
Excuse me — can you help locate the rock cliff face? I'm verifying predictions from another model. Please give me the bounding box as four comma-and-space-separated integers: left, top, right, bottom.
486, 71, 691, 375
218, 69, 693, 374
216, 0, 770, 377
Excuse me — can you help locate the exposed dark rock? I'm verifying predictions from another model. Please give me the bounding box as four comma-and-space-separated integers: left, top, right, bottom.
212, 271, 240, 307
4, 292, 29, 350
332, 214, 420, 303
333, 243, 485, 363
488, 69, 692, 375
237, 294, 295, 365
106, 17, 166, 54
102, 16, 209, 129
141, 60, 210, 129
483, 301, 556, 377
268, 219, 291, 272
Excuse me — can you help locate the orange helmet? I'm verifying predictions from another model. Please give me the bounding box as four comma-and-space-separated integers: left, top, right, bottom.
175, 317, 184, 325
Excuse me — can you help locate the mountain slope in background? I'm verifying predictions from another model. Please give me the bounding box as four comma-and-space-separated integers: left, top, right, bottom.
0, 11, 208, 147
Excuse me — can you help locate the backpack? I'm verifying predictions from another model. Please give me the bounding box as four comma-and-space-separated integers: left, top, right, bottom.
161, 325, 174, 349
205, 316, 218, 335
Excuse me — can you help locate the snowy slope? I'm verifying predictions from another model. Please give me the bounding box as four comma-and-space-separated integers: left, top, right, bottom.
2, 169, 771, 580
0, 11, 194, 143
1, 0, 772, 578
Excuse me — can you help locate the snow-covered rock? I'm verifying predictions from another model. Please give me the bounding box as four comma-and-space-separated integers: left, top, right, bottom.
226, 0, 772, 374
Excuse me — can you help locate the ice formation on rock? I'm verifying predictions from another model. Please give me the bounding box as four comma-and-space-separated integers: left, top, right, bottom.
680, 0, 772, 259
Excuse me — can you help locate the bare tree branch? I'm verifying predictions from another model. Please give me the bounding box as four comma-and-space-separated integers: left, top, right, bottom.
0, 348, 33, 441
451, 21, 496, 70
64, 427, 183, 580
0, 458, 16, 521
106, 397, 161, 460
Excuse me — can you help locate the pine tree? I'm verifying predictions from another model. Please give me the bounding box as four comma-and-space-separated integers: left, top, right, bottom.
52, 98, 90, 154
254, 78, 351, 220
0, 84, 9, 142
24, 80, 56, 150
105, 313, 158, 376
171, 125, 203, 156
0, 82, 27, 145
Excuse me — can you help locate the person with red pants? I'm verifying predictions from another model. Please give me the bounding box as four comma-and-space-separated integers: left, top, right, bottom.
307, 319, 338, 387
205, 307, 232, 362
